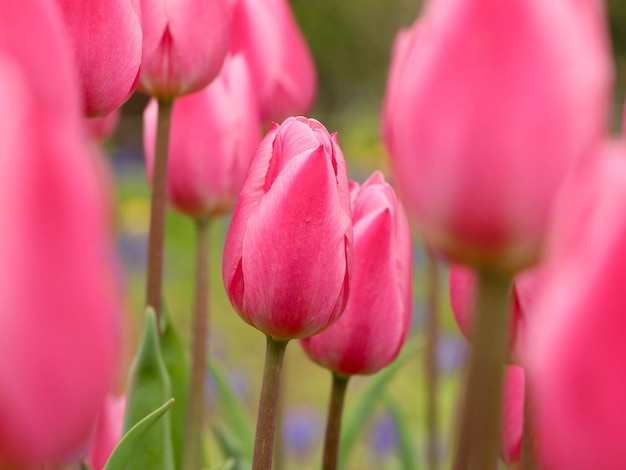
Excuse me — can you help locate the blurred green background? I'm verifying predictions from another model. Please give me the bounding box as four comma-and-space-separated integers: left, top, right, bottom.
109, 2, 626, 468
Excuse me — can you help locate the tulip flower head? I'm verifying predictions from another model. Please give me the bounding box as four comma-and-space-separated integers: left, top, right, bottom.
501, 365, 524, 465
56, 0, 142, 117
139, 0, 230, 98
228, 0, 316, 122
384, 0, 612, 271
85, 395, 126, 470
143, 54, 261, 218
222, 117, 353, 340
300, 172, 412, 376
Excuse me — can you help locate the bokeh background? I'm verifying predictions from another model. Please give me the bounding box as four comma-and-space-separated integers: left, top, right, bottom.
106, 2, 626, 468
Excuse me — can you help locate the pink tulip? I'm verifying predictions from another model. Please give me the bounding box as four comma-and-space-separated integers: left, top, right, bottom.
85, 395, 126, 470
143, 54, 261, 218
500, 365, 524, 465
0, 1, 120, 466
228, 0, 316, 122
85, 108, 121, 143
383, 0, 611, 271
222, 117, 353, 340
299, 172, 412, 376
139, 0, 229, 99
56, 0, 142, 117
448, 264, 544, 362
525, 142, 626, 469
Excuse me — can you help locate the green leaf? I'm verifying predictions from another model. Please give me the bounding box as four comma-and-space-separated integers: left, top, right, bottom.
385, 398, 420, 470
339, 336, 423, 469
212, 424, 252, 470
207, 457, 236, 470
208, 361, 254, 458
160, 302, 190, 469
121, 308, 175, 470
104, 399, 174, 470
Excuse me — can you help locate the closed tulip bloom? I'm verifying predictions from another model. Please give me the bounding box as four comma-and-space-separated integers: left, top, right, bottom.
449, 264, 544, 361
299, 172, 412, 376
85, 395, 126, 470
229, 0, 316, 122
143, 54, 261, 218
500, 365, 524, 465
56, 0, 142, 117
85, 108, 121, 143
0, 57, 120, 468
385, 0, 611, 271
525, 142, 626, 469
222, 117, 352, 340
139, 0, 229, 99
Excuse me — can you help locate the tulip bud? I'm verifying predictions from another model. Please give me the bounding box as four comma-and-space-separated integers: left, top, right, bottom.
384, 0, 612, 271
222, 117, 353, 340
525, 142, 626, 468
143, 54, 261, 218
85, 395, 126, 470
501, 365, 524, 465
299, 172, 412, 376
139, 0, 229, 99
228, 0, 316, 122
56, 0, 142, 117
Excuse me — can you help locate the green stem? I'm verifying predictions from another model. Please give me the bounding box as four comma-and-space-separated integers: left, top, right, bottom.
145, 98, 174, 327
453, 269, 512, 470
322, 373, 350, 470
425, 249, 440, 470
252, 336, 289, 470
181, 218, 211, 470
520, 377, 538, 470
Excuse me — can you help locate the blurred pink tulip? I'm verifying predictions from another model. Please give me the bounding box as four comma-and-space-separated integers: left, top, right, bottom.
85, 108, 121, 143
383, 0, 611, 271
85, 395, 126, 470
222, 117, 353, 340
228, 0, 316, 122
143, 54, 261, 218
525, 142, 626, 469
0, 1, 121, 467
139, 0, 229, 99
500, 365, 524, 465
300, 172, 412, 376
56, 0, 142, 117
448, 264, 544, 362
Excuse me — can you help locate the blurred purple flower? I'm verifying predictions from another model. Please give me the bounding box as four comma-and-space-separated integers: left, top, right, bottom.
369, 413, 398, 460
437, 334, 468, 375
281, 409, 322, 458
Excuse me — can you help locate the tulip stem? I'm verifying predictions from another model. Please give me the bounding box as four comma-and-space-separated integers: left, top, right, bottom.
520, 379, 539, 470
145, 98, 174, 327
252, 336, 289, 470
181, 218, 211, 470
453, 269, 512, 470
425, 249, 441, 470
322, 373, 350, 470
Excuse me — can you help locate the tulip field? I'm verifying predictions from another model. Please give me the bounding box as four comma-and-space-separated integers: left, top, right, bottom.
4, 0, 626, 470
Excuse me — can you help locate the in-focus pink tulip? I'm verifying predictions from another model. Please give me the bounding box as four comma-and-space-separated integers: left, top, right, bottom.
299, 172, 412, 376
139, 0, 229, 99
448, 264, 544, 362
56, 0, 142, 117
525, 142, 626, 469
383, 0, 612, 271
143, 54, 261, 218
85, 108, 121, 143
0, 1, 121, 466
500, 365, 524, 465
228, 0, 316, 122
222, 117, 353, 340
85, 395, 126, 470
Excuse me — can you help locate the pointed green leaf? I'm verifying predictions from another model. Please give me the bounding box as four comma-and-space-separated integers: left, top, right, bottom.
104, 399, 175, 470
212, 424, 252, 470
121, 308, 175, 470
160, 302, 190, 469
208, 458, 236, 470
339, 336, 423, 469
208, 361, 254, 458
385, 398, 420, 470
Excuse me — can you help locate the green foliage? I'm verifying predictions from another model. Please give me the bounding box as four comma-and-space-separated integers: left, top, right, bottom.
385, 398, 420, 470
339, 336, 423, 469
121, 309, 175, 470
104, 399, 175, 470
212, 424, 252, 470
160, 303, 191, 469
